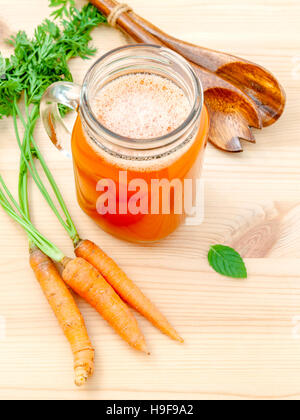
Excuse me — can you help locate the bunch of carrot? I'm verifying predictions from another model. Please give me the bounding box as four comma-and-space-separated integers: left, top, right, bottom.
0, 96, 183, 386
0, 0, 183, 387
0, 106, 183, 385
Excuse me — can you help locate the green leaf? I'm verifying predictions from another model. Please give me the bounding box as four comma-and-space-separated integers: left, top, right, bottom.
0, 3, 106, 117
208, 245, 247, 279
49, 0, 75, 19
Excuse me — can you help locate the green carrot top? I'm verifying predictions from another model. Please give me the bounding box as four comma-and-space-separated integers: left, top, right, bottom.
0, 1, 107, 251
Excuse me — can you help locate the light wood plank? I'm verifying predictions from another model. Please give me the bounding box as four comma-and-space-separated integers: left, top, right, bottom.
0, 0, 299, 400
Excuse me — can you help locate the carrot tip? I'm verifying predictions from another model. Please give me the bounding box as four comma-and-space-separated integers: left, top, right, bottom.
171, 332, 184, 343
74, 367, 89, 387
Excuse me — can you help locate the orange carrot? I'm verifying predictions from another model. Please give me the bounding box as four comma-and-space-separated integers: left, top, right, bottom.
29, 248, 94, 386
75, 240, 183, 343
62, 257, 148, 353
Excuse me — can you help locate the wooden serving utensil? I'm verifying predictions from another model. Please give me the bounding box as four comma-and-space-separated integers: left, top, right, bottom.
90, 0, 285, 152
127, 12, 286, 129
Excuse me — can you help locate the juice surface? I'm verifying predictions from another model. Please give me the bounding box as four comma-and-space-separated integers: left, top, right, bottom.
72, 74, 209, 242
93, 73, 191, 139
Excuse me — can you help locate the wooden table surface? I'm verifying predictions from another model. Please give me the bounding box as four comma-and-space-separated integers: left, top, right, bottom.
0, 0, 299, 400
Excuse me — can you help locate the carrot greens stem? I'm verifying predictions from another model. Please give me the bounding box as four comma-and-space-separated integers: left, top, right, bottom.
0, 2, 106, 257
0, 176, 64, 262
15, 102, 80, 245
13, 100, 80, 243
30, 135, 80, 244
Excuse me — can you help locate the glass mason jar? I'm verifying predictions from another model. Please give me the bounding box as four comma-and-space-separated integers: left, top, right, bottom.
41, 45, 209, 243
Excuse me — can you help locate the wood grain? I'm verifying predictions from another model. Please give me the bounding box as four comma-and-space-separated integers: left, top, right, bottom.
0, 0, 300, 400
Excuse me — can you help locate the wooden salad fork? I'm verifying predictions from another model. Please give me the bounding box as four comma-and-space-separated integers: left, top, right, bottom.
90, 0, 286, 152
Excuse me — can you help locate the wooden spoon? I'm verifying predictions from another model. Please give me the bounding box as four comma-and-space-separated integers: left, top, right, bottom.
128, 12, 286, 129
90, 0, 264, 152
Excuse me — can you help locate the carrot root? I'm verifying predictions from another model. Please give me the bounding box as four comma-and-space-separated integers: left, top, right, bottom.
75, 240, 184, 343
29, 248, 94, 386
62, 257, 148, 353
75, 366, 89, 387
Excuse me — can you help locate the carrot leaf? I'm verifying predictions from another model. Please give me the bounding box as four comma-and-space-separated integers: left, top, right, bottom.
0, 1, 107, 259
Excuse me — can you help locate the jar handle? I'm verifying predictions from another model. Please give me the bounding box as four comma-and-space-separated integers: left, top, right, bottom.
40, 82, 81, 158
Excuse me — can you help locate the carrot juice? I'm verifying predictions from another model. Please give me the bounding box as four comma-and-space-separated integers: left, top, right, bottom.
72, 72, 209, 243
